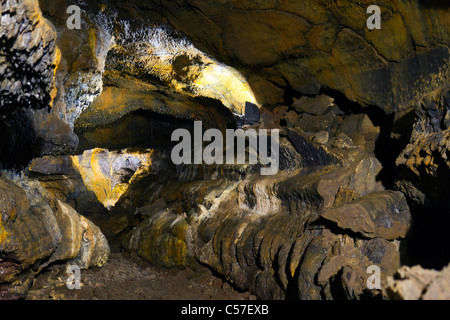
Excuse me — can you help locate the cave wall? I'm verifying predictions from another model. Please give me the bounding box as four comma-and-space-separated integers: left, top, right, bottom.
1, 0, 450, 300
121, 0, 450, 113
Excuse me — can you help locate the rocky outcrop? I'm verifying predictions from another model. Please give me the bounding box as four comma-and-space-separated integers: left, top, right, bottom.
29, 148, 156, 210
0, 173, 109, 299
395, 87, 450, 207
104, 130, 411, 299
38, 0, 112, 129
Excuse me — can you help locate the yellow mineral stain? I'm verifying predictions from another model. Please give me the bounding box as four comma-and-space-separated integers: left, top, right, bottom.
0, 223, 9, 244
193, 64, 258, 114
71, 149, 153, 210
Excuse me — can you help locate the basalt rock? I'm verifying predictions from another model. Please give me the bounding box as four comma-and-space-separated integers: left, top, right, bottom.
99, 0, 450, 113
396, 87, 450, 207
321, 190, 412, 240
39, 0, 112, 129
28, 148, 156, 211
74, 74, 237, 151
114, 134, 410, 299
0, 173, 109, 299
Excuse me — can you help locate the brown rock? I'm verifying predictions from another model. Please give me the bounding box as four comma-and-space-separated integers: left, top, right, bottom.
337, 114, 380, 152
321, 191, 412, 240
0, 175, 30, 223
125, 0, 450, 111
293, 95, 335, 115
71, 215, 110, 269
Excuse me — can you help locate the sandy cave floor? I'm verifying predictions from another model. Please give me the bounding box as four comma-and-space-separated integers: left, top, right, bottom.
26, 252, 257, 300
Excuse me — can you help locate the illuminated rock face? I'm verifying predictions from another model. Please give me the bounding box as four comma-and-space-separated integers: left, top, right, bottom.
127, 0, 449, 113
105, 25, 259, 115
70, 149, 153, 210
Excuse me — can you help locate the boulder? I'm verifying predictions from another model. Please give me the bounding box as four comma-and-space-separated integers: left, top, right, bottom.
321, 191, 412, 240
0, 174, 109, 299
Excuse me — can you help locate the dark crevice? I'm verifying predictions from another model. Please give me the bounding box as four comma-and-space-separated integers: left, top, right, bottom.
318, 87, 414, 190
406, 205, 450, 270
0, 109, 41, 170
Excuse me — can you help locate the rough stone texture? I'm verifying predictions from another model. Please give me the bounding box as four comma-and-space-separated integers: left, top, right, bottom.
39, 0, 112, 129
293, 95, 335, 116
0, 173, 109, 299
74, 74, 236, 151
106, 0, 450, 113
385, 263, 450, 300
110, 136, 410, 300
27, 109, 79, 156
2, 0, 446, 301
70, 148, 154, 209
28, 148, 156, 211
104, 27, 259, 115
0, 0, 59, 113
396, 87, 450, 207
321, 191, 412, 240
0, 0, 72, 167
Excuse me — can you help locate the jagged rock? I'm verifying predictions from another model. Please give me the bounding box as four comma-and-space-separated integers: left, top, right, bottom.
0, 0, 86, 166
333, 133, 356, 150
293, 95, 335, 116
385, 264, 450, 300
395, 87, 450, 207
312, 131, 329, 145
321, 191, 412, 240
298, 112, 339, 134
39, 0, 112, 129
337, 114, 380, 152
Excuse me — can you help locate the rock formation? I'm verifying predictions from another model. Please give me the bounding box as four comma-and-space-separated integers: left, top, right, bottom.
0, 0, 449, 300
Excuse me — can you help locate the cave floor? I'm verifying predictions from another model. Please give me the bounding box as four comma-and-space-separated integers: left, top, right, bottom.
26, 252, 256, 300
